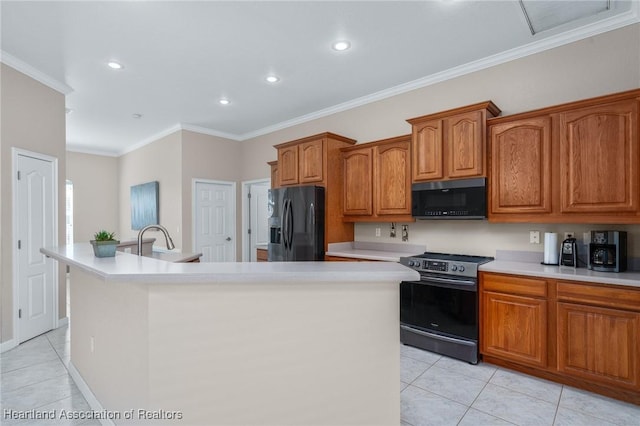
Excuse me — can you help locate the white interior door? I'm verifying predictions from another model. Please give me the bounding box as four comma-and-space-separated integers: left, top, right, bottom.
16, 152, 56, 343
249, 182, 270, 261
194, 180, 235, 262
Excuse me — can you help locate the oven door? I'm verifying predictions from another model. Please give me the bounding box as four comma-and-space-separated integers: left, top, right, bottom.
400, 275, 478, 341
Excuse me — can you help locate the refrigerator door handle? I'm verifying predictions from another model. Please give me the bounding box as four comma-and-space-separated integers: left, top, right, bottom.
287, 199, 294, 251
309, 202, 315, 229
283, 199, 290, 250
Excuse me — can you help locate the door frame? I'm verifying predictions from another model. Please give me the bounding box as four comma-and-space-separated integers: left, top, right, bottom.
11, 147, 60, 346
191, 178, 237, 261
241, 178, 271, 262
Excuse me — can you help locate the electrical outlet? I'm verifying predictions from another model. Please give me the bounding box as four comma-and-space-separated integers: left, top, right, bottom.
583, 232, 590, 244
529, 230, 540, 244
375, 227, 381, 237
564, 232, 574, 240
90, 336, 95, 353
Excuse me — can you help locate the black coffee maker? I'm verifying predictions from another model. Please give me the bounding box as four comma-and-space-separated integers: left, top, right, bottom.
589, 231, 627, 272
560, 237, 578, 267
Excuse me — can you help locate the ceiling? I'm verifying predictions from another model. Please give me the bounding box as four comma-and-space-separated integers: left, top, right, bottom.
1, 1, 638, 156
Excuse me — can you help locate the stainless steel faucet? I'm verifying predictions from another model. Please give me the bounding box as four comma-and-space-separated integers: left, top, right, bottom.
137, 224, 175, 255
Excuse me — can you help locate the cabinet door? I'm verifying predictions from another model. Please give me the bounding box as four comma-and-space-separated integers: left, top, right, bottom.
490, 117, 552, 214
412, 119, 443, 181
482, 291, 547, 368
557, 302, 639, 389
375, 140, 411, 215
269, 162, 280, 189
299, 138, 324, 184
559, 99, 639, 213
446, 110, 484, 178
343, 148, 373, 215
278, 146, 299, 186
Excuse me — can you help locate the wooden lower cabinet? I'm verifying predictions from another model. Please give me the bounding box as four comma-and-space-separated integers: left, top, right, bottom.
481, 274, 548, 368
557, 302, 640, 389
256, 248, 268, 262
480, 272, 640, 404
324, 255, 380, 262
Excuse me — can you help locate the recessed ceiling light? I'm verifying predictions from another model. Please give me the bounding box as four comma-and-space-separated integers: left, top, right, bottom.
219, 98, 230, 105
332, 41, 351, 51
107, 61, 123, 70
132, 113, 142, 119
265, 75, 280, 83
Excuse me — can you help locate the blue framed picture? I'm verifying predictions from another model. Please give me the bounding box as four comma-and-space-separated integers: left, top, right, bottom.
131, 181, 159, 230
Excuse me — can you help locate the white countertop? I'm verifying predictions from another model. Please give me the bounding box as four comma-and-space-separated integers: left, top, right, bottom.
42, 243, 419, 284
326, 241, 426, 262
480, 260, 640, 288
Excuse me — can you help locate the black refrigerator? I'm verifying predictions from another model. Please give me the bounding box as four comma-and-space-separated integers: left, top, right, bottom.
268, 185, 325, 261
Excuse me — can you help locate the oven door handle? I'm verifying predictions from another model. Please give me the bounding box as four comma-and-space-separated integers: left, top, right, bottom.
400, 325, 476, 347
418, 275, 476, 287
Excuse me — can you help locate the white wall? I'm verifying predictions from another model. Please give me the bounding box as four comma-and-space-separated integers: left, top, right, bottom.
181, 130, 242, 258
66, 152, 119, 243
66, 23, 640, 266
1, 64, 67, 343
118, 131, 183, 249
240, 23, 640, 258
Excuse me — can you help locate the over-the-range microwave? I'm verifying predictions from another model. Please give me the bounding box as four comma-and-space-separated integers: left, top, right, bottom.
411, 177, 487, 219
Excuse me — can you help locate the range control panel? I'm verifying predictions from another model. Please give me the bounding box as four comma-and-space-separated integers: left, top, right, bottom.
400, 257, 478, 278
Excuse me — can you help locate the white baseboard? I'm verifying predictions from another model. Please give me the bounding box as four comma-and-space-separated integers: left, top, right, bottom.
57, 316, 69, 327
67, 362, 115, 426
0, 338, 17, 353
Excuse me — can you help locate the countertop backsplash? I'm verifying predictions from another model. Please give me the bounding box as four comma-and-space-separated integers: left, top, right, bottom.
354, 222, 640, 261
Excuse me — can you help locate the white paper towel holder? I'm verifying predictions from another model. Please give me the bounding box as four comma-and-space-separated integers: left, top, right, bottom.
541, 232, 559, 266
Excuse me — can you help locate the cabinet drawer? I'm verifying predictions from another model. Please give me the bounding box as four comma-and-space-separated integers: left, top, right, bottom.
557, 281, 640, 312
481, 273, 547, 298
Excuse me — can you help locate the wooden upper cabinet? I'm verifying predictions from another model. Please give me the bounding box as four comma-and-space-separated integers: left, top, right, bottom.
489, 116, 552, 215
299, 138, 324, 184
267, 161, 279, 189
446, 110, 484, 178
488, 89, 640, 223
375, 138, 411, 215
278, 145, 299, 186
408, 102, 500, 183
412, 119, 443, 181
343, 148, 373, 215
341, 135, 412, 221
559, 99, 639, 214
274, 133, 355, 188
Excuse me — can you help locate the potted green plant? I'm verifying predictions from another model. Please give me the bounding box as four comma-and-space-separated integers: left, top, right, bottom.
90, 230, 120, 258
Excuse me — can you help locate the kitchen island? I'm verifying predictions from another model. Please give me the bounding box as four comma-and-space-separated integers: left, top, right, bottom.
41, 244, 417, 425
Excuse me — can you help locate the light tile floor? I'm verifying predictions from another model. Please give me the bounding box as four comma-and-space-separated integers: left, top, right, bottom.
2, 326, 639, 425
0, 326, 99, 425
400, 344, 640, 426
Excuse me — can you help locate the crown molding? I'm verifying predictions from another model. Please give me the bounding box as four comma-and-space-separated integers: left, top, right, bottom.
0, 51, 73, 95
66, 144, 121, 157
239, 7, 639, 141
180, 123, 241, 141
55, 4, 640, 151
118, 124, 183, 155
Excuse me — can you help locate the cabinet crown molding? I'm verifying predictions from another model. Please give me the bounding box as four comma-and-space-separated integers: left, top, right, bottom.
406, 101, 501, 124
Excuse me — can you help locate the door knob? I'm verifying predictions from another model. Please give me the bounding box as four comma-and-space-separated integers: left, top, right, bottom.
226, 237, 232, 241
